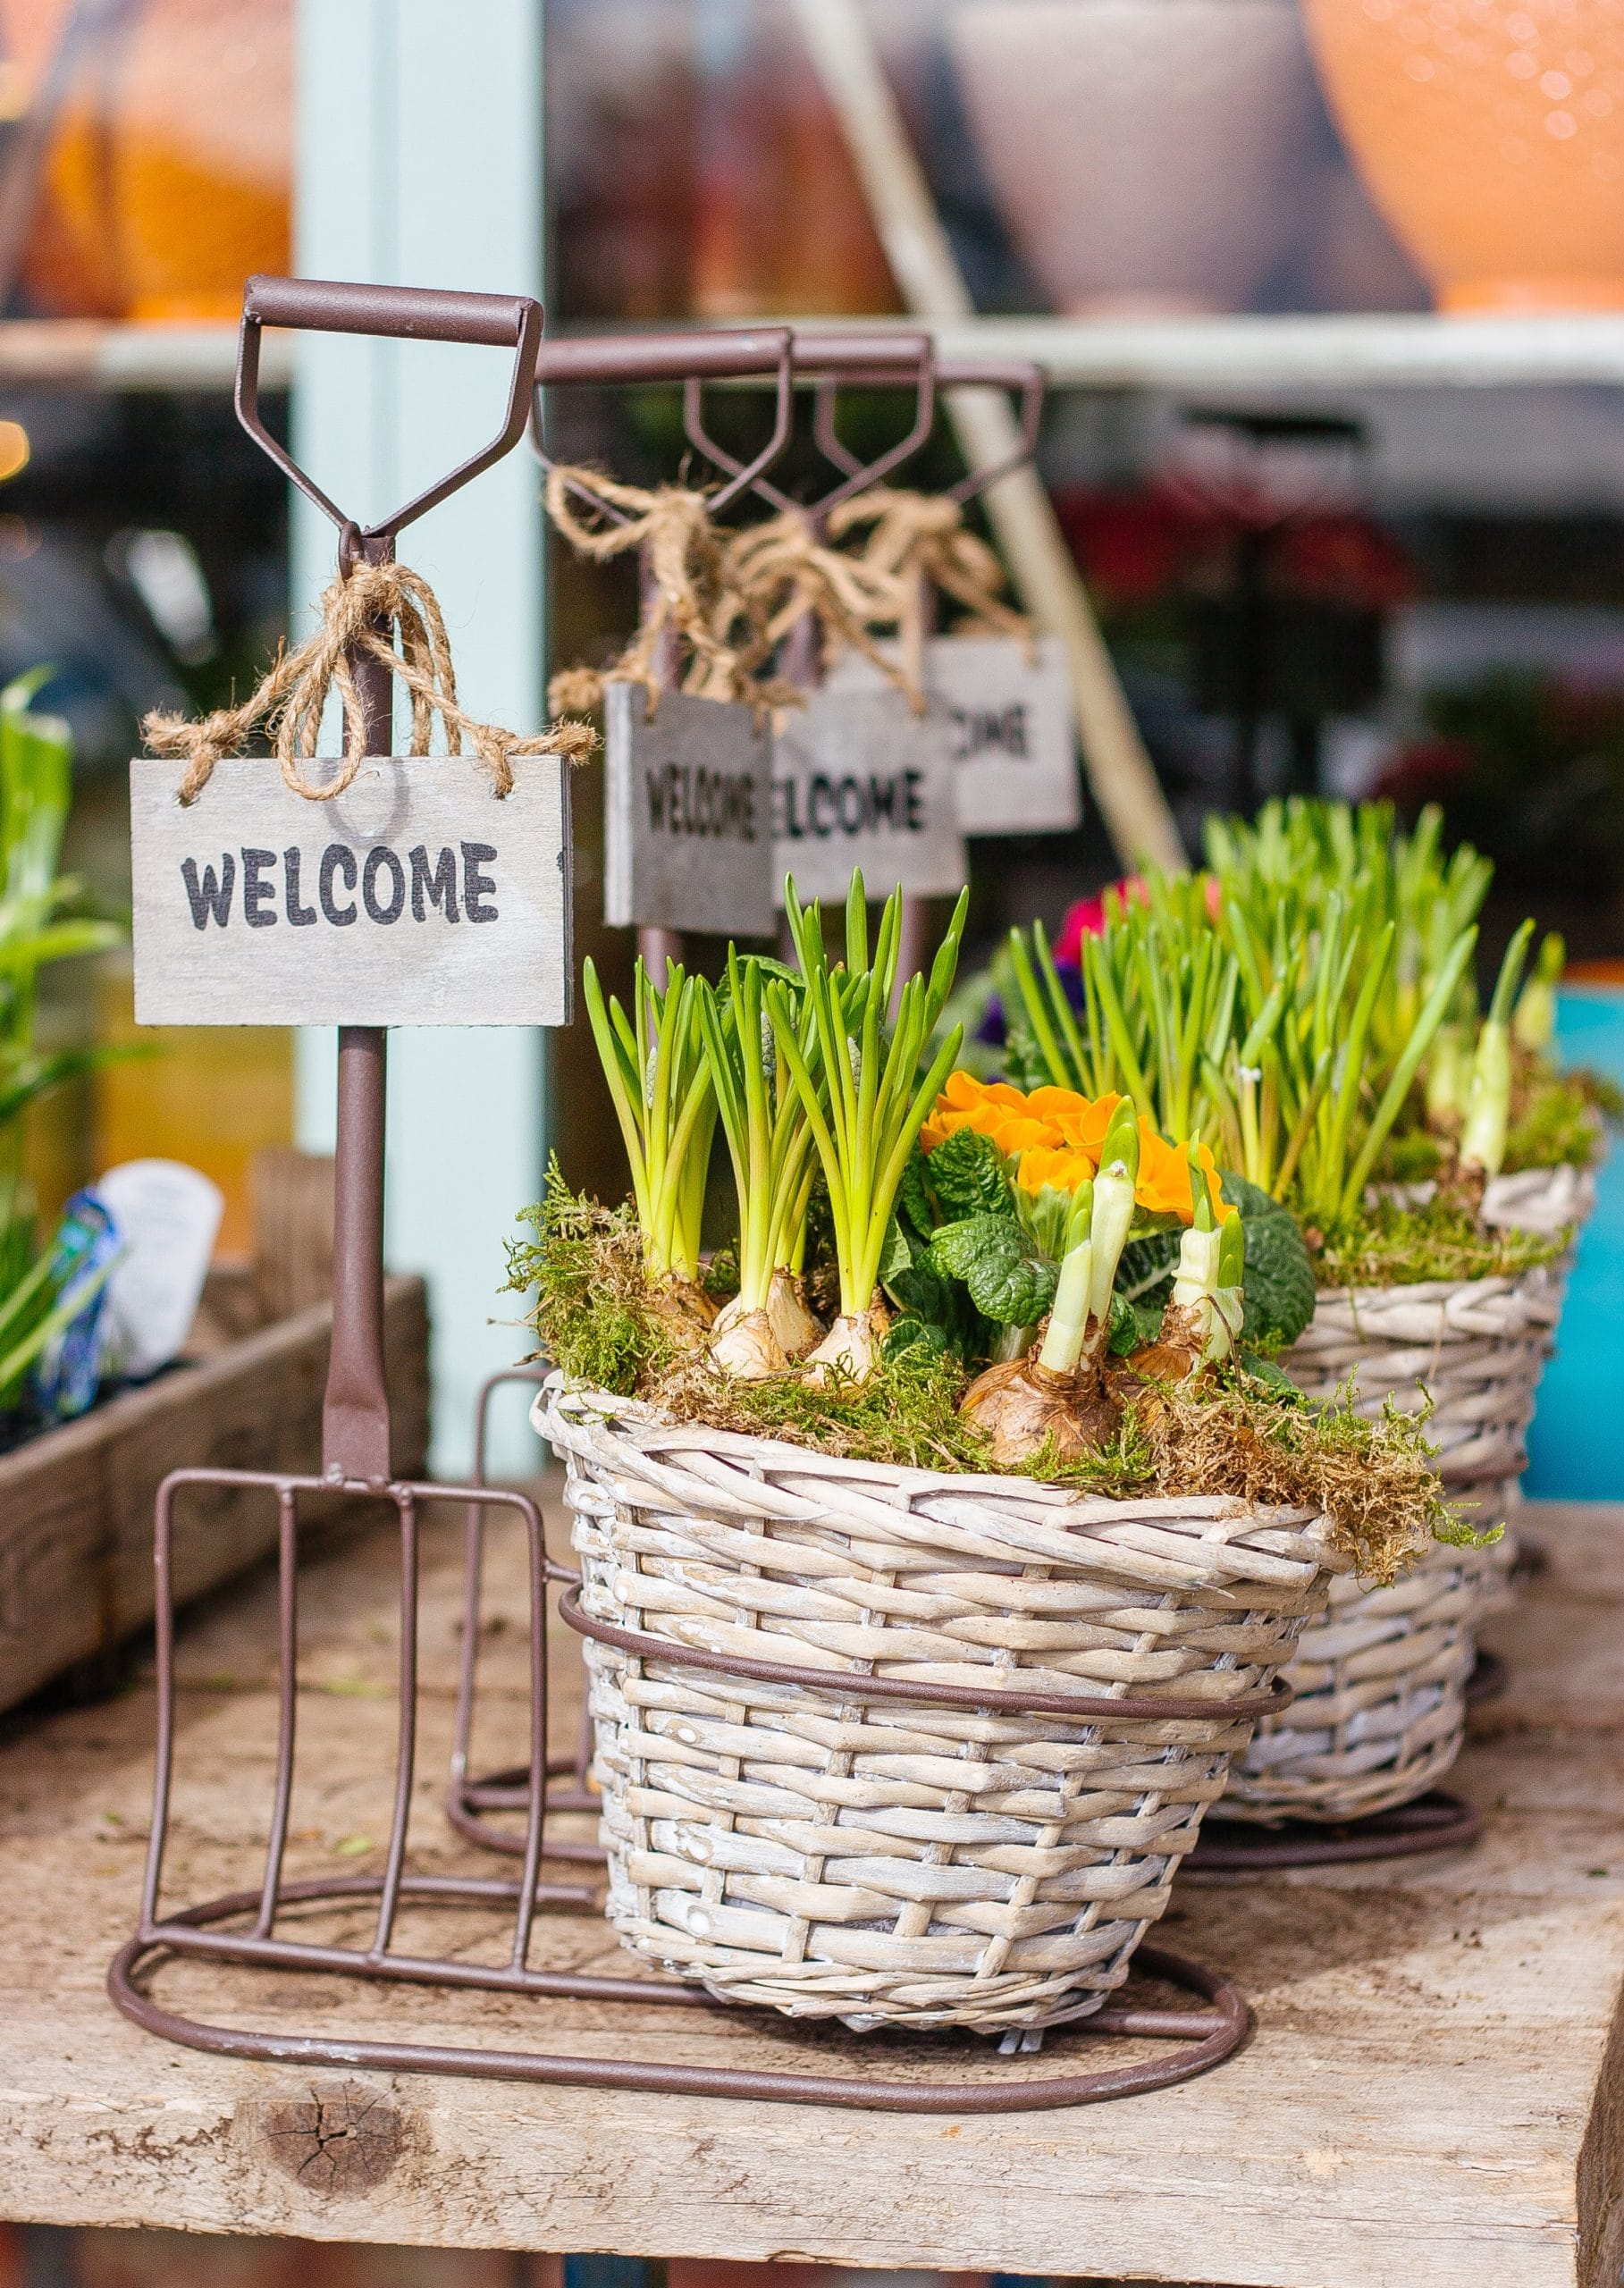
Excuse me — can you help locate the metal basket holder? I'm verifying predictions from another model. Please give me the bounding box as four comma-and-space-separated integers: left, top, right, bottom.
111, 282, 1258, 2108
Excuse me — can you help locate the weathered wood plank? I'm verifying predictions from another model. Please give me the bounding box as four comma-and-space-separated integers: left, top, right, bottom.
0, 1276, 429, 1712
0, 1501, 1618, 2287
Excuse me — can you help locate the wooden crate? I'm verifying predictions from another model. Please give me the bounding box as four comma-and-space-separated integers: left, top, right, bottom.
0, 1266, 430, 1716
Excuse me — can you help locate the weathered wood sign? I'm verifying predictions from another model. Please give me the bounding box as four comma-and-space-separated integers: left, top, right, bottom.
130, 754, 573, 1027
602, 684, 775, 935
770, 682, 967, 905
822, 635, 1081, 837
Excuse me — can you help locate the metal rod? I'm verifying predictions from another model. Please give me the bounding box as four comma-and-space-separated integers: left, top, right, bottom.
370, 1487, 420, 1956
560, 1588, 1293, 1722
252, 1485, 300, 1939
320, 532, 394, 1485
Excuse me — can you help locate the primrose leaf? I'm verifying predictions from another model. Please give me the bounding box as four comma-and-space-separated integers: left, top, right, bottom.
897, 1145, 935, 1241
875, 1213, 913, 1290
1218, 1171, 1317, 1349
1115, 1229, 1180, 1309
930, 1216, 1056, 1327
1237, 1347, 1298, 1393
1108, 1292, 1164, 1356
923, 1128, 1014, 1221
884, 1247, 987, 1363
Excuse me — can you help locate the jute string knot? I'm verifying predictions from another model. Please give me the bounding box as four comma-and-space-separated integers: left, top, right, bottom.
719, 503, 925, 706
144, 556, 596, 806
723, 487, 1032, 713
543, 466, 780, 717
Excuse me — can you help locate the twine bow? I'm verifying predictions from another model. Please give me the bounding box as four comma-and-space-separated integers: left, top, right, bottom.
543, 467, 780, 718
724, 487, 1033, 712
144, 556, 596, 806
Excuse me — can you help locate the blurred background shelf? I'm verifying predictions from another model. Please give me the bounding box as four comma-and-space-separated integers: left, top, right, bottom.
11, 315, 1624, 397
808, 312, 1624, 393
0, 319, 291, 390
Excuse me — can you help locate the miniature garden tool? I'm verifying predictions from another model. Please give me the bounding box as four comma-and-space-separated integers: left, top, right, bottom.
695, 331, 1045, 980
111, 280, 1256, 2108
532, 324, 795, 974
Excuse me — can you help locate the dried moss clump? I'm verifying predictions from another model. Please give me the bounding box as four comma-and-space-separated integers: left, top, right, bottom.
1316, 1197, 1567, 1291
507, 1162, 676, 1397
658, 1340, 984, 1474
1131, 1371, 1468, 1583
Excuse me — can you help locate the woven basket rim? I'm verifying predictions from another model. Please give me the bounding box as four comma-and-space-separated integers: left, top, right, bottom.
1308, 1258, 1562, 1310
536, 1371, 1328, 1535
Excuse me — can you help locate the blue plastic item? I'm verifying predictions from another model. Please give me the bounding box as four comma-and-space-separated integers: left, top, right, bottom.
1522, 986, 1624, 1501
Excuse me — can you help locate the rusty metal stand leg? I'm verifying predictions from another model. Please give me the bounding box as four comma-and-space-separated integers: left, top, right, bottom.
448, 1362, 602, 1863
1187, 1789, 1482, 1875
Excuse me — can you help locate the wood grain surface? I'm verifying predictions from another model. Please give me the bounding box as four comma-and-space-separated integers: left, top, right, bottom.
0, 1499, 1620, 2286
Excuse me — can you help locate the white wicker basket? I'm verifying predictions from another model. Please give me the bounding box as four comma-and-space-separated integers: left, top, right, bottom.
1218, 1538, 1498, 1821
538, 1375, 1345, 2031
1224, 1172, 1581, 1824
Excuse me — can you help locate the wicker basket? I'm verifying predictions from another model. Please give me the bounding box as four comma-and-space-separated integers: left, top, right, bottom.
1223, 1187, 1575, 1824
1218, 1538, 1497, 1821
538, 1376, 1344, 2032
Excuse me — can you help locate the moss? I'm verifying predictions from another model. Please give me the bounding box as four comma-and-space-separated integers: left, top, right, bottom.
1315, 1196, 1566, 1290
657, 1338, 988, 1473
506, 1161, 676, 1397
1130, 1369, 1464, 1583
1504, 1072, 1607, 1173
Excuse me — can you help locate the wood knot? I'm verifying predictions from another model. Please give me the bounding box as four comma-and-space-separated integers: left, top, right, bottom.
236, 2076, 408, 2197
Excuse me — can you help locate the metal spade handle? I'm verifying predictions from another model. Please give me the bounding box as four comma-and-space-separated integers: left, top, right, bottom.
231, 274, 545, 1484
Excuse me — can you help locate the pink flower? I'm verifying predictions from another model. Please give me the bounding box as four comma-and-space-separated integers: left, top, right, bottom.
1054, 876, 1147, 966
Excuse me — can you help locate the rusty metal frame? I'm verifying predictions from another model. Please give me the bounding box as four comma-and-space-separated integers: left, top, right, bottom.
1187, 1789, 1481, 1875
108, 1459, 1256, 2110
112, 281, 1257, 2110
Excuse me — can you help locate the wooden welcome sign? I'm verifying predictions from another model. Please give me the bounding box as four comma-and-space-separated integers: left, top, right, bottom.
820, 635, 1080, 839
130, 753, 574, 1028
770, 682, 967, 905
602, 684, 775, 936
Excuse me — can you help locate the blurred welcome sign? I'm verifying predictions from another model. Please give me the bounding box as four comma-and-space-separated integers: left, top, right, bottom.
603, 685, 776, 935
770, 680, 967, 905
812, 634, 1080, 838
130, 755, 574, 1026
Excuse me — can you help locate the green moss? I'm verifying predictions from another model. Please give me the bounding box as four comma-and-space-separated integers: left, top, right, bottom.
506, 1161, 676, 1397
1504, 1073, 1606, 1172
1315, 1196, 1566, 1290
661, 1339, 989, 1474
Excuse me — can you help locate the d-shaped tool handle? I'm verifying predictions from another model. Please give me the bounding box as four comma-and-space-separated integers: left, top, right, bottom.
533, 325, 796, 521
236, 273, 544, 547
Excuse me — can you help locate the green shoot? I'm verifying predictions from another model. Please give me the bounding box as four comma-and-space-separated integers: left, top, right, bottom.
769, 873, 967, 1319
581, 954, 716, 1283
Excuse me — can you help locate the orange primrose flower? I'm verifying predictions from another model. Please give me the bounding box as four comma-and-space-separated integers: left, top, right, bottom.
1132, 1123, 1233, 1224
923, 1072, 1233, 1226
1015, 1143, 1098, 1197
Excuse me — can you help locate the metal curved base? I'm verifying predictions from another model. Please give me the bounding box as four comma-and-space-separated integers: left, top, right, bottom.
1188, 1788, 1482, 1873
108, 1880, 1249, 2112
1466, 1648, 1510, 1708
447, 1760, 607, 1863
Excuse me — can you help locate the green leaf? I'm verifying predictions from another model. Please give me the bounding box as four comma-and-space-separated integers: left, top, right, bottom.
922, 1127, 1014, 1220
1108, 1291, 1163, 1355
1115, 1229, 1181, 1308
1219, 1171, 1318, 1349
875, 1212, 913, 1289
897, 1144, 935, 1241
930, 1215, 1056, 1327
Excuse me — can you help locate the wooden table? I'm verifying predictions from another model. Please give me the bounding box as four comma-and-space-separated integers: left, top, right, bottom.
2, 1493, 1620, 2288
